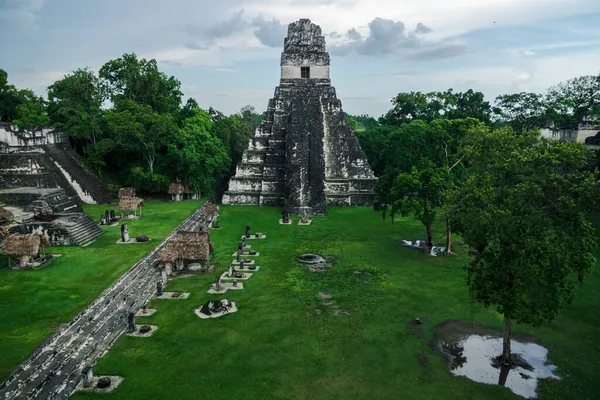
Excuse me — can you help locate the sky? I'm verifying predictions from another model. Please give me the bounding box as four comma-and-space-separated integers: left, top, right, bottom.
1, 0, 600, 118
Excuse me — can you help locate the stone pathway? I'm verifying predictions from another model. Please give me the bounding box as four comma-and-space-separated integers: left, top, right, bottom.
0, 203, 214, 400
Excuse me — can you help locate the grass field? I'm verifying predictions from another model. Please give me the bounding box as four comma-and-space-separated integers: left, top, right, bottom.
70, 206, 600, 400
0, 199, 202, 380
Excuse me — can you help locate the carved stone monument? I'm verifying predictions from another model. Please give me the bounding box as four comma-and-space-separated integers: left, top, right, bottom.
222, 19, 376, 215
82, 366, 93, 388
245, 225, 251, 238
127, 312, 136, 333
156, 281, 163, 297
121, 223, 129, 242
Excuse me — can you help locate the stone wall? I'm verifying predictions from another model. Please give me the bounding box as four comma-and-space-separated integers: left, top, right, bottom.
0, 123, 64, 149
0, 202, 215, 400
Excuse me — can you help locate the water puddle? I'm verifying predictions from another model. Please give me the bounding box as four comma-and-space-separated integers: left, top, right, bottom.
441, 335, 560, 398
402, 240, 447, 256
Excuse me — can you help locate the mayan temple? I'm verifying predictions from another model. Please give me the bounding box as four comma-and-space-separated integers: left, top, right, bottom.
222, 19, 376, 215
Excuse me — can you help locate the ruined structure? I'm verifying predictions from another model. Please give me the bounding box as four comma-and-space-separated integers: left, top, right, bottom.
222, 19, 376, 215
0, 123, 112, 204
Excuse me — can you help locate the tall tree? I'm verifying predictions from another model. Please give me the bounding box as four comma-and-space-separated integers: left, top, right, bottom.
12, 90, 51, 128
0, 69, 22, 122
99, 53, 183, 116
545, 73, 600, 128
453, 126, 598, 378
168, 109, 230, 195
47, 68, 106, 154
492, 92, 546, 133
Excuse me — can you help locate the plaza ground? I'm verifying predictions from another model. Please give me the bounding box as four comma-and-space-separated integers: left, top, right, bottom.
0, 200, 202, 380
60, 205, 600, 400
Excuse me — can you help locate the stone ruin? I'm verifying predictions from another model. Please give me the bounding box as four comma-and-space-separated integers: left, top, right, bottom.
222, 19, 376, 215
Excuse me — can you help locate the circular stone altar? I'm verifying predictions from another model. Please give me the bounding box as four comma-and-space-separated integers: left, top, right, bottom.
298, 254, 324, 264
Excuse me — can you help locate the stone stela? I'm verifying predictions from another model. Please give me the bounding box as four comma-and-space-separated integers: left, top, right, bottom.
222, 19, 376, 216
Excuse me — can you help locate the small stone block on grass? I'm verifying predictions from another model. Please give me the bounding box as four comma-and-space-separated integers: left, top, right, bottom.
220, 272, 253, 281
298, 220, 312, 225
237, 266, 260, 272
75, 376, 124, 393
126, 324, 158, 337
135, 308, 157, 317
232, 259, 255, 265
195, 302, 238, 319
231, 252, 260, 257
207, 282, 244, 294
155, 292, 190, 299
116, 238, 146, 244
241, 235, 266, 240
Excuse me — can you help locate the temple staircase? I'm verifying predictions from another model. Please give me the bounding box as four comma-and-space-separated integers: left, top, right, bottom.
43, 144, 112, 204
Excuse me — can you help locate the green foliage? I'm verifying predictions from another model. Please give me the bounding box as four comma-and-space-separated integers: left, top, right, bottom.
47, 68, 106, 152
346, 113, 379, 132
0, 69, 23, 122
545, 73, 600, 128
492, 92, 546, 133
99, 53, 182, 116
12, 90, 51, 128
168, 109, 230, 193
454, 126, 599, 361
381, 89, 491, 126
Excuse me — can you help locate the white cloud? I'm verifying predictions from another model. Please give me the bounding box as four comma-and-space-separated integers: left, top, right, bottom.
0, 0, 45, 26
523, 50, 536, 56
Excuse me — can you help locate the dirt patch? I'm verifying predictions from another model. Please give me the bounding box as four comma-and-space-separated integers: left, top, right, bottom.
418, 354, 431, 370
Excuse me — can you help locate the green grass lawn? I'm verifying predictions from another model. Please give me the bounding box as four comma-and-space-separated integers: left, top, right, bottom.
70, 206, 600, 400
0, 199, 202, 380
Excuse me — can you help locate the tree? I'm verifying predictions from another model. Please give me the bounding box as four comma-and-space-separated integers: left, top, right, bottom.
381, 89, 491, 126
237, 105, 261, 135
355, 125, 394, 176
99, 53, 183, 116
492, 92, 546, 133
453, 126, 598, 379
179, 97, 200, 123
545, 73, 600, 128
12, 90, 51, 128
168, 109, 230, 194
347, 113, 379, 132
0, 69, 22, 122
47, 68, 106, 155
104, 99, 176, 177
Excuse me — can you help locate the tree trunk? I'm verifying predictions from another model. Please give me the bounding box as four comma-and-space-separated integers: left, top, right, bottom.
426, 224, 433, 248
445, 217, 452, 254
501, 315, 512, 365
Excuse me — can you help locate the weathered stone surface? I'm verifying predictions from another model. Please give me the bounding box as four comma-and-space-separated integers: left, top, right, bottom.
222, 19, 376, 215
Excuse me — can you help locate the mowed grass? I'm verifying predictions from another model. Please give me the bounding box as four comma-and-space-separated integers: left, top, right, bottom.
0, 199, 202, 380
71, 206, 600, 400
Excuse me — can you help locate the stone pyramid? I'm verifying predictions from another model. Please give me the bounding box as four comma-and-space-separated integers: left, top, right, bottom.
222, 19, 376, 215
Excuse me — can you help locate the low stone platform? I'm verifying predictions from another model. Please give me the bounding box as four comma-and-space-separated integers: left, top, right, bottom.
298, 220, 313, 225
279, 219, 293, 225
220, 272, 253, 281
155, 292, 190, 299
126, 324, 158, 337
232, 259, 255, 265
135, 308, 157, 317
74, 376, 124, 393
207, 282, 244, 294
231, 252, 260, 257
116, 238, 151, 245
241, 235, 266, 240
236, 266, 260, 272
195, 302, 238, 319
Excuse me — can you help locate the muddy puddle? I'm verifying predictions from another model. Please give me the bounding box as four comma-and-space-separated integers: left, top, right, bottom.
441, 335, 560, 398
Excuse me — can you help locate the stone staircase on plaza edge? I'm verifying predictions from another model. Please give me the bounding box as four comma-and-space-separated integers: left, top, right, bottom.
43, 143, 113, 204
